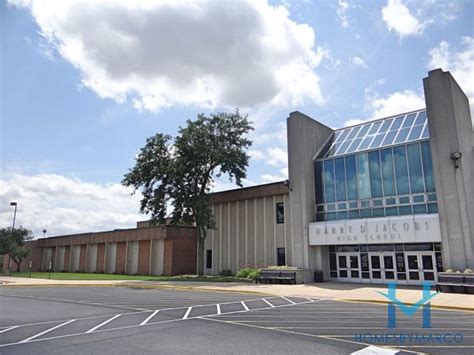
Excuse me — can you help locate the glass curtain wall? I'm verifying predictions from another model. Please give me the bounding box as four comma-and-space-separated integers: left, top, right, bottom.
315, 141, 437, 221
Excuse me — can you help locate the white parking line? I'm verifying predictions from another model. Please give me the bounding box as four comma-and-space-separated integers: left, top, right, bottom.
19, 319, 76, 343
85, 314, 121, 333
0, 297, 316, 348
216, 304, 221, 315
182, 307, 192, 319
280, 296, 296, 304
262, 299, 275, 308
0, 326, 18, 334
140, 310, 159, 326
241, 301, 249, 311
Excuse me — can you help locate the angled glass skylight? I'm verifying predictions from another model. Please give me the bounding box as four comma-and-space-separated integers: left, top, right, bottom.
317, 109, 429, 159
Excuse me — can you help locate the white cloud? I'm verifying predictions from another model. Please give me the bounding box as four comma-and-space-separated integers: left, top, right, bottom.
428, 37, 474, 110
261, 168, 288, 183
351, 56, 367, 68
337, 0, 351, 28
250, 146, 287, 167
382, 0, 423, 38
370, 90, 425, 118
0, 174, 142, 238
11, 0, 324, 111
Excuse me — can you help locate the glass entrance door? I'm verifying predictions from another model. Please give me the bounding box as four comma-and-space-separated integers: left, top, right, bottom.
369, 252, 396, 283
405, 252, 436, 284
337, 253, 361, 282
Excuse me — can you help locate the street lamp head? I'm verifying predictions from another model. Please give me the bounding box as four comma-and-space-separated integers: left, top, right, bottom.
10, 201, 17, 206
43, 229, 47, 234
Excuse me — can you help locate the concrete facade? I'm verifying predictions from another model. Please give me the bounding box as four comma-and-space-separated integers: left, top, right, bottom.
204, 182, 291, 274
287, 111, 334, 278
423, 69, 474, 270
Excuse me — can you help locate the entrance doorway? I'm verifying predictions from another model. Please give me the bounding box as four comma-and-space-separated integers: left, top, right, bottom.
337, 253, 361, 282
368, 252, 396, 283
405, 252, 436, 284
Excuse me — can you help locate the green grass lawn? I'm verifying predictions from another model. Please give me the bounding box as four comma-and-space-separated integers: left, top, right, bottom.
10, 272, 250, 282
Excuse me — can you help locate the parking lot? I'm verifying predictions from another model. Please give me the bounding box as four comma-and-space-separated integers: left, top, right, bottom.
0, 286, 473, 354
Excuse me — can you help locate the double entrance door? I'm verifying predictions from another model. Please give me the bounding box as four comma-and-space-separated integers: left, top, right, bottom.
335, 251, 437, 284
405, 252, 437, 284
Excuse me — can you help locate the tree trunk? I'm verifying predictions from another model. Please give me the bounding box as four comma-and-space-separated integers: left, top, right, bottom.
197, 236, 204, 276
196, 225, 207, 276
15, 260, 21, 272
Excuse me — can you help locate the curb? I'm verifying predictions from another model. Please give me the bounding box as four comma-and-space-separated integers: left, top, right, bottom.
0, 282, 269, 296
336, 298, 474, 312
118, 283, 271, 295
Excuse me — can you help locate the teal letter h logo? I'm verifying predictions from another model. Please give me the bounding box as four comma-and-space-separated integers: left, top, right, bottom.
378, 282, 439, 329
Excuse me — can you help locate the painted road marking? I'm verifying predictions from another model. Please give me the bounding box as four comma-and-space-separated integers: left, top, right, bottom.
351, 345, 399, 354
0, 326, 18, 334
182, 307, 193, 320
280, 296, 295, 304
85, 314, 122, 333
262, 299, 275, 308
0, 296, 314, 348
19, 319, 76, 343
140, 310, 159, 326
216, 304, 221, 315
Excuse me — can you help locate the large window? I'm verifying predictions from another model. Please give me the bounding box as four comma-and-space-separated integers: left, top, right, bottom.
314, 140, 437, 221
356, 153, 371, 199
345, 155, 358, 200
407, 143, 424, 193
393, 146, 409, 195
323, 159, 335, 203
420, 141, 435, 192
369, 151, 382, 198
335, 157, 346, 201
380, 148, 396, 196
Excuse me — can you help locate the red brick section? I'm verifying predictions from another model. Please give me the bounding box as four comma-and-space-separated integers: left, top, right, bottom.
138, 240, 151, 275
4, 225, 197, 275
79, 245, 87, 272
96, 243, 105, 273
171, 238, 197, 275
163, 240, 174, 275
64, 246, 70, 272
115, 242, 126, 274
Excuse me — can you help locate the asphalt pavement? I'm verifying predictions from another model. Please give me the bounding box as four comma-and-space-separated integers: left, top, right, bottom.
0, 286, 472, 354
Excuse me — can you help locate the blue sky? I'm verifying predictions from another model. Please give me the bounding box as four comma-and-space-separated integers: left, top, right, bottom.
1, 0, 472, 236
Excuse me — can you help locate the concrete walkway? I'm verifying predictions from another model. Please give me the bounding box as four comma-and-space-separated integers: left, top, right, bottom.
1, 276, 473, 311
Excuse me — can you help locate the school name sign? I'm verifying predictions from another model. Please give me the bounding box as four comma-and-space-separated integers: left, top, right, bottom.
308, 214, 441, 245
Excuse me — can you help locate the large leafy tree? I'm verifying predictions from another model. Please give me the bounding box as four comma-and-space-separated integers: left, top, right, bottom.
123, 111, 253, 275
0, 227, 33, 272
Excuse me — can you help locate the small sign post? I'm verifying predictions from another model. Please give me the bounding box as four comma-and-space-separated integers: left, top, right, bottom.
28, 260, 32, 278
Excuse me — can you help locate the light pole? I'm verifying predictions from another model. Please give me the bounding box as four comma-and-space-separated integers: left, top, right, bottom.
7, 202, 18, 275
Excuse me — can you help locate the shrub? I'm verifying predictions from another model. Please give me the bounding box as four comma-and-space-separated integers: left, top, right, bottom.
464, 268, 473, 274
219, 269, 234, 277
445, 268, 454, 273
247, 269, 261, 280
236, 268, 253, 278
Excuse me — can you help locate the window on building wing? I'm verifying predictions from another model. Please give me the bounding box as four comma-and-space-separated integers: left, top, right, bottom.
276, 202, 284, 224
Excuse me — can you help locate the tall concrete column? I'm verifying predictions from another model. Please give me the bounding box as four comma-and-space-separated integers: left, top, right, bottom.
423, 69, 474, 270
287, 111, 333, 270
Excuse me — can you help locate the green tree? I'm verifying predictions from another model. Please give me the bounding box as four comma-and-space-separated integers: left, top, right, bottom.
0, 227, 33, 272
123, 111, 253, 275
